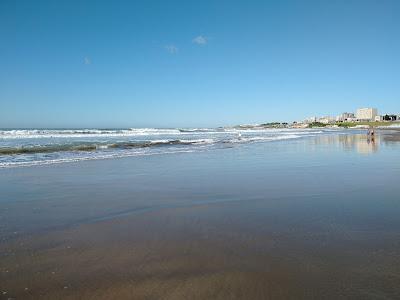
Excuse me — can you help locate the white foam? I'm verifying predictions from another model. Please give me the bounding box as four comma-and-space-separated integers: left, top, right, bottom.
0, 128, 185, 139
0, 127, 330, 168
178, 139, 215, 144
0, 128, 326, 139
377, 124, 400, 128
0, 149, 198, 169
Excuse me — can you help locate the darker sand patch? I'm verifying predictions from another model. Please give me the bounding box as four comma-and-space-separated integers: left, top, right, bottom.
1, 202, 400, 299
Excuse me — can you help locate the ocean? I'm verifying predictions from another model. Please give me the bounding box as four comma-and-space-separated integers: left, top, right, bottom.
0, 127, 329, 168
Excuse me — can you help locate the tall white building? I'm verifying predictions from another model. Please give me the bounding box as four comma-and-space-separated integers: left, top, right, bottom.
356, 108, 378, 121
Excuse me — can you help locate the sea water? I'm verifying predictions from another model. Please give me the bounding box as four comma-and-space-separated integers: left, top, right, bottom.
0, 127, 332, 168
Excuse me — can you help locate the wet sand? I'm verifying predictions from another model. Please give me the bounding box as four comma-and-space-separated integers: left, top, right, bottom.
1, 130, 400, 299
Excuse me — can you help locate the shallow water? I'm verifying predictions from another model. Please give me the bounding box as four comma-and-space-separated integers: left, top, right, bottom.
0, 130, 400, 299
0, 127, 328, 168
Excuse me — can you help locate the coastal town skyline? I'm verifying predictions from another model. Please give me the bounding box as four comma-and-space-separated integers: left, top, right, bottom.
300, 107, 399, 125
0, 103, 399, 129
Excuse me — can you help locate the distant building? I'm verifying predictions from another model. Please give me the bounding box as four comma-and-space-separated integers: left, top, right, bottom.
356, 108, 378, 121
383, 114, 398, 121
304, 116, 317, 124
375, 115, 383, 122
318, 116, 335, 124
336, 112, 355, 122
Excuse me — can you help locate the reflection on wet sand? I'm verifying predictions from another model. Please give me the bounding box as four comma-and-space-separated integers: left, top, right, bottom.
344, 134, 379, 155
311, 132, 380, 154
380, 129, 400, 146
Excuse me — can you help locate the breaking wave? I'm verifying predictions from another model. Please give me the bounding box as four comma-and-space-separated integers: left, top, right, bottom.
0, 127, 326, 168
0, 139, 214, 155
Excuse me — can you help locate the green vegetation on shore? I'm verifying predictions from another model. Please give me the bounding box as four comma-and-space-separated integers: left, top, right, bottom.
308, 122, 327, 128
336, 121, 397, 128
307, 121, 398, 128
258, 122, 288, 128
235, 121, 398, 129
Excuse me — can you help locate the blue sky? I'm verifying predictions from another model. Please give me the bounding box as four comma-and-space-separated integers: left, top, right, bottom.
1, 0, 399, 128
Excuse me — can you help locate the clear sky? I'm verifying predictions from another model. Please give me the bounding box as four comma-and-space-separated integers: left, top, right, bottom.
1, 0, 399, 128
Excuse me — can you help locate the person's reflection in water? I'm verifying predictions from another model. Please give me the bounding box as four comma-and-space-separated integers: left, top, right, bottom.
362, 126, 377, 154
367, 126, 375, 145
371, 133, 375, 144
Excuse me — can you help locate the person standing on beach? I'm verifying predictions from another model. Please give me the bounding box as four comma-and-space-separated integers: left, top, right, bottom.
367, 125, 374, 136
